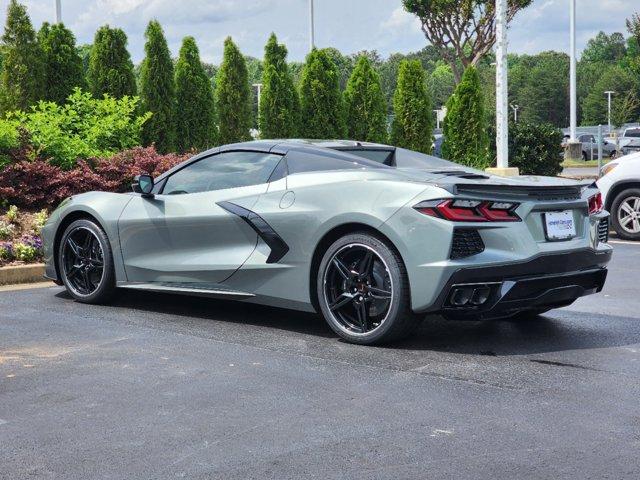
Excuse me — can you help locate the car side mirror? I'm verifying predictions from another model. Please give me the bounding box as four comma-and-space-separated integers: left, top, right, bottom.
132, 174, 154, 197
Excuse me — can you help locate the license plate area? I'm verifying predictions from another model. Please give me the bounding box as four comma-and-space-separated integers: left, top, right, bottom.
544, 210, 576, 241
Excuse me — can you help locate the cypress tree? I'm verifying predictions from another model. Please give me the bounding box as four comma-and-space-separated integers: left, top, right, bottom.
38, 22, 85, 104
344, 55, 387, 143
259, 33, 299, 138
215, 37, 252, 144
390, 60, 433, 153
0, 0, 45, 112
87, 25, 136, 98
174, 36, 216, 152
140, 20, 175, 153
299, 48, 346, 138
441, 66, 489, 169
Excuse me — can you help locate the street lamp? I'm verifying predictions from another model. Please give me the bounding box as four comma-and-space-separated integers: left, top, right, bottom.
569, 0, 577, 142
605, 91, 615, 135
510, 104, 519, 123
308, 0, 315, 52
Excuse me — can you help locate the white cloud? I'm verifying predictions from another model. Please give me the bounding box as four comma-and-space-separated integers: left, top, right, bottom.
381, 6, 420, 31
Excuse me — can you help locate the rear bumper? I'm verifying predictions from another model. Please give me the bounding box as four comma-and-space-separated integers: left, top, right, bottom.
428, 248, 612, 319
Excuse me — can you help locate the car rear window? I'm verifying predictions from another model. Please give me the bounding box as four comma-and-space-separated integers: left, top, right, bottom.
625, 129, 640, 138
334, 149, 394, 165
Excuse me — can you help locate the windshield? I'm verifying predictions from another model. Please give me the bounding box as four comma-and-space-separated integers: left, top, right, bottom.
625, 129, 640, 138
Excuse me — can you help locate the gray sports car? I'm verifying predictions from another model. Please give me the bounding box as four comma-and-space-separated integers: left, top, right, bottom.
42, 140, 612, 344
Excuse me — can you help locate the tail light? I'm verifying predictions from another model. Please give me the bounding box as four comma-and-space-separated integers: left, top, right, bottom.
588, 192, 603, 215
414, 199, 520, 222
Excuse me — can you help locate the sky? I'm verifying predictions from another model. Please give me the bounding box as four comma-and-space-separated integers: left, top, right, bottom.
1, 0, 636, 64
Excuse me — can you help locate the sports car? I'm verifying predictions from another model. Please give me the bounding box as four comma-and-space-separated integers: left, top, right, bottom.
42, 140, 612, 345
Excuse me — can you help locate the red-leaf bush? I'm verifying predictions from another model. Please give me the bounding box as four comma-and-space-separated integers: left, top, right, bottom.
0, 146, 191, 210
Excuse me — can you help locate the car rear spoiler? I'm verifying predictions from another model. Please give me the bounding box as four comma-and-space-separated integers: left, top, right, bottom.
437, 182, 596, 201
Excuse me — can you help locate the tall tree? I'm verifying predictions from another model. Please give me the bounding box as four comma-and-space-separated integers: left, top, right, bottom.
428, 62, 455, 109
259, 33, 299, 138
581, 65, 640, 127
343, 55, 387, 143
403, 0, 532, 83
626, 12, 640, 48
390, 60, 433, 153
581, 31, 627, 64
139, 20, 175, 153
38, 22, 85, 104
215, 37, 252, 144
299, 48, 346, 138
442, 66, 489, 168
0, 0, 44, 112
87, 25, 136, 98
174, 36, 216, 152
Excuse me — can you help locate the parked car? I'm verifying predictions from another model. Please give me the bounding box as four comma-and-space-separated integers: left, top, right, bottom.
618, 127, 640, 155
562, 133, 617, 160
42, 140, 612, 345
598, 150, 640, 240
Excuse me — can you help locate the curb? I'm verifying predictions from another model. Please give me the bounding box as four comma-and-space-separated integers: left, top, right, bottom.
0, 263, 46, 286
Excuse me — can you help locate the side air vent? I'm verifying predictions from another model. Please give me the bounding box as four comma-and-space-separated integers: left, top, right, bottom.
450, 229, 485, 259
598, 217, 609, 243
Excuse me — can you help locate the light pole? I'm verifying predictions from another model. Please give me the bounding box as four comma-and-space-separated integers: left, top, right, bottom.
605, 90, 615, 134
569, 0, 577, 142
510, 104, 519, 123
492, 0, 517, 175
55, 0, 61, 23
309, 0, 315, 52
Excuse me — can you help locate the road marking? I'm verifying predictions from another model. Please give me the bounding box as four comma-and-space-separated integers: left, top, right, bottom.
609, 240, 640, 246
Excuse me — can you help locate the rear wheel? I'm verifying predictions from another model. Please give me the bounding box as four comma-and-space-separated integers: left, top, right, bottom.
316, 232, 419, 345
611, 188, 640, 241
58, 219, 116, 303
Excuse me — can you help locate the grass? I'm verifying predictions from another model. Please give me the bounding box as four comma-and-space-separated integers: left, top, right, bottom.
561, 158, 612, 168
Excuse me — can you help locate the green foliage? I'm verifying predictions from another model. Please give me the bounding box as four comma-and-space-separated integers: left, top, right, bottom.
9, 89, 150, 169
139, 20, 175, 153
6, 204, 18, 223
38, 22, 85, 104
13, 241, 38, 262
88, 25, 136, 98
0, 0, 45, 113
32, 208, 48, 234
0, 119, 19, 167
428, 63, 455, 109
258, 33, 299, 138
581, 31, 627, 64
442, 65, 489, 168
174, 36, 216, 152
0, 219, 15, 239
390, 60, 433, 153
216, 37, 252, 144
299, 48, 346, 139
581, 65, 640, 126
489, 121, 563, 176
343, 56, 387, 143
628, 13, 640, 48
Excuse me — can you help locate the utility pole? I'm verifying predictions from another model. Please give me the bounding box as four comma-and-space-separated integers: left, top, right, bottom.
55, 0, 61, 23
564, 0, 582, 161
605, 91, 615, 135
309, 0, 315, 52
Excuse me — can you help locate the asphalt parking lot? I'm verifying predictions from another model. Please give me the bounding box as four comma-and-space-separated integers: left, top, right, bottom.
1, 240, 639, 479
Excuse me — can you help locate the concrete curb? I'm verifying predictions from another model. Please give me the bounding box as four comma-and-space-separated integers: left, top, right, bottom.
0, 263, 46, 286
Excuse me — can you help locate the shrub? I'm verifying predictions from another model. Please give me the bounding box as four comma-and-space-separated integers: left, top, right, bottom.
489, 121, 563, 176
0, 242, 13, 262
0, 146, 189, 210
442, 66, 489, 169
0, 220, 15, 239
8, 88, 151, 169
344, 56, 387, 143
216, 37, 252, 144
0, 119, 20, 167
299, 48, 346, 138
32, 209, 48, 234
88, 25, 136, 99
390, 60, 433, 153
13, 235, 42, 262
6, 204, 18, 223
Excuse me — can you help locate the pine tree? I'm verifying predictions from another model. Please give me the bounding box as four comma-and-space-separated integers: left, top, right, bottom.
215, 37, 252, 144
390, 60, 433, 153
38, 22, 85, 104
343, 55, 387, 143
87, 25, 136, 98
0, 0, 45, 112
139, 20, 175, 153
299, 48, 346, 138
441, 65, 489, 169
174, 36, 216, 152
258, 33, 299, 138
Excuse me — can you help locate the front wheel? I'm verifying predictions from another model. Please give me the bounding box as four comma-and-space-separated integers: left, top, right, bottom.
611, 188, 640, 241
58, 219, 116, 303
316, 232, 419, 345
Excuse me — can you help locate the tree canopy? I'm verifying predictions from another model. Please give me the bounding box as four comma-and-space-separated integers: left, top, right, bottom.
87, 25, 136, 98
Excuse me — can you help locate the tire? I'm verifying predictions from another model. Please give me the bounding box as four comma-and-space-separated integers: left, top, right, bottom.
316, 232, 419, 345
610, 188, 640, 241
582, 151, 587, 161
58, 218, 116, 304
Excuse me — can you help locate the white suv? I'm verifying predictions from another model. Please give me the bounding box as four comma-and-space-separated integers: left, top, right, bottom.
597, 151, 640, 240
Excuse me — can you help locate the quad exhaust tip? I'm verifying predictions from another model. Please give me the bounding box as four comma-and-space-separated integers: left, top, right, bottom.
449, 285, 493, 307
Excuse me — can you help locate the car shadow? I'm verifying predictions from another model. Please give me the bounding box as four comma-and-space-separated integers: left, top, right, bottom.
55, 288, 640, 356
